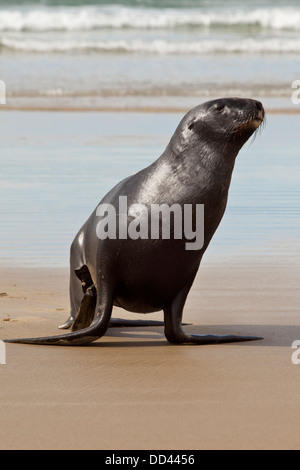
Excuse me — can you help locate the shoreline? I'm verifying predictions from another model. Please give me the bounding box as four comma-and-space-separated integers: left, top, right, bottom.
1, 106, 300, 114
1, 92, 298, 115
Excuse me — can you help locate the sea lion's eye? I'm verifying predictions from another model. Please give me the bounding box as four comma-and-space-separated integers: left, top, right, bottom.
215, 104, 225, 113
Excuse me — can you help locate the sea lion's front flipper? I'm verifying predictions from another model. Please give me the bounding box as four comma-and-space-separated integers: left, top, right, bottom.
163, 283, 263, 345
4, 326, 99, 346
59, 264, 96, 330
71, 287, 97, 331
4, 279, 114, 346
74, 265, 94, 293
4, 310, 111, 346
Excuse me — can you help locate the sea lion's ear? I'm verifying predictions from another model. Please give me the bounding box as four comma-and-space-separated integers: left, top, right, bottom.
215, 104, 226, 113
188, 120, 195, 131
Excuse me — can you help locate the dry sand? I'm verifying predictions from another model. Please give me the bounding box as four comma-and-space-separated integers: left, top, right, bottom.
0, 260, 300, 450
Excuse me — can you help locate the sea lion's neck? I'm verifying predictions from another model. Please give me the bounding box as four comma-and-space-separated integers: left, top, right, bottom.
161, 140, 238, 189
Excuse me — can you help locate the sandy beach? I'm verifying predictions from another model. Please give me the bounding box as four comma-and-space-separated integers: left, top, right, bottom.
1, 257, 300, 450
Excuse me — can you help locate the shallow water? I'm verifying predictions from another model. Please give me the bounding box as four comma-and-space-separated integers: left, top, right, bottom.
0, 109, 299, 267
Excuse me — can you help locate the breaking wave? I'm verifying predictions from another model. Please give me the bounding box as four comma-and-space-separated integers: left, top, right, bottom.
0, 5, 300, 32
2, 36, 300, 54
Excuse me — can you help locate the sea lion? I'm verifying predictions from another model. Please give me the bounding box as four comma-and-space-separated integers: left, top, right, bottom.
5, 97, 265, 346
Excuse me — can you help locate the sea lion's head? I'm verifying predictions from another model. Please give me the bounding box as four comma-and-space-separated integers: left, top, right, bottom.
170, 97, 265, 159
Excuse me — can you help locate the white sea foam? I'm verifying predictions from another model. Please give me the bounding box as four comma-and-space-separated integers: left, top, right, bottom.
0, 5, 300, 32
2, 36, 300, 54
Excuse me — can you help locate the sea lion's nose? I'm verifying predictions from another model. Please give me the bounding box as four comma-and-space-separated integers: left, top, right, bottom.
255, 100, 263, 111
255, 100, 265, 120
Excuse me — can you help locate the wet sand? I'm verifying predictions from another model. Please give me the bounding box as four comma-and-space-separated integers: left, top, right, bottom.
1, 259, 300, 450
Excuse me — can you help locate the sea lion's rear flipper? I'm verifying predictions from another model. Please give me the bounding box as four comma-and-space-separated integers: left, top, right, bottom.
108, 318, 190, 328
109, 319, 165, 327
58, 316, 74, 330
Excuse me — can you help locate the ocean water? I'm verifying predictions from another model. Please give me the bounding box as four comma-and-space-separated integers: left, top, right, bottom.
0, 0, 300, 109
0, 1, 299, 268
0, 110, 299, 267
